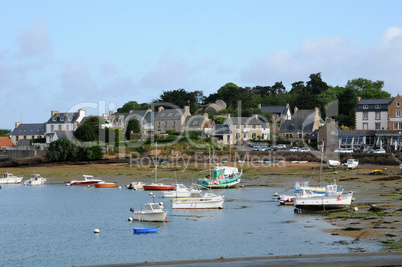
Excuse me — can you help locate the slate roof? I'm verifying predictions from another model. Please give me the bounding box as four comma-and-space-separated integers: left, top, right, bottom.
155, 109, 184, 121
143, 111, 156, 124
109, 113, 130, 120
54, 130, 75, 140
228, 117, 268, 127
356, 98, 393, 112
0, 137, 14, 147
16, 139, 31, 147
127, 110, 148, 121
338, 130, 376, 137
279, 120, 314, 133
212, 124, 230, 136
11, 123, 46, 136
292, 110, 316, 120
47, 112, 79, 124
260, 106, 286, 114
185, 116, 206, 127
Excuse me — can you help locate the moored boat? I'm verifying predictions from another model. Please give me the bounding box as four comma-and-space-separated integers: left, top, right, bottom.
327, 160, 341, 169
0, 172, 23, 184
163, 184, 201, 198
24, 174, 46, 186
94, 181, 116, 188
172, 192, 224, 209
133, 227, 158, 234
129, 202, 168, 222
341, 159, 359, 169
197, 165, 242, 189
143, 183, 175, 191
126, 181, 145, 190
67, 175, 103, 186
277, 180, 326, 205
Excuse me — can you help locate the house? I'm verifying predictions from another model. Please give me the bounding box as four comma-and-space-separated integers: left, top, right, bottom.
224, 114, 270, 145
154, 106, 191, 133
46, 109, 86, 143
0, 137, 14, 149
15, 139, 32, 150
10, 122, 46, 145
142, 111, 156, 135
258, 104, 292, 123
52, 130, 75, 142
183, 113, 212, 132
279, 107, 322, 140
108, 112, 130, 129
210, 124, 230, 144
355, 97, 393, 130
316, 118, 339, 151
387, 94, 402, 131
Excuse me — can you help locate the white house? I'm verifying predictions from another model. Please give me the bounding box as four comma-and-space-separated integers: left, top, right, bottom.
355, 98, 393, 130
46, 109, 86, 143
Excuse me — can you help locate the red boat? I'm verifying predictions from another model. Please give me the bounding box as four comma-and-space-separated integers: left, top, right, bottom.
94, 181, 116, 188
143, 183, 175, 191
67, 175, 103, 186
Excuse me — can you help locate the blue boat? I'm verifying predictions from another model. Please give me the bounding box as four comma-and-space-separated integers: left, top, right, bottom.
133, 227, 158, 234
263, 161, 270, 164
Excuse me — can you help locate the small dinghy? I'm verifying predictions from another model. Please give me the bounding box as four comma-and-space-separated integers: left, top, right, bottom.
133, 227, 158, 234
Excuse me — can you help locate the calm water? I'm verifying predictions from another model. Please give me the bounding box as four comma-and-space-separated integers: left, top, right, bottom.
0, 184, 380, 266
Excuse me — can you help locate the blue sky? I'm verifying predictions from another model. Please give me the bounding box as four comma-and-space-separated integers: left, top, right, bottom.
1, 1, 402, 129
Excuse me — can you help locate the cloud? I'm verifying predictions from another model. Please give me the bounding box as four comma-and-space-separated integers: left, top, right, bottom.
60, 61, 97, 97
100, 61, 118, 77
16, 17, 52, 57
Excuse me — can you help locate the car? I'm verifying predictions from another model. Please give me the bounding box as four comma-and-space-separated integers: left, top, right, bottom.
299, 147, 311, 152
343, 148, 354, 153
259, 146, 269, 151
289, 147, 300, 152
252, 146, 260, 151
363, 148, 374, 153
275, 144, 287, 150
373, 148, 386, 154
266, 146, 278, 151
334, 148, 344, 153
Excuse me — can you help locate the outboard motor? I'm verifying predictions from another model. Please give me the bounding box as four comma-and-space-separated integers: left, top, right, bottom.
130, 208, 134, 212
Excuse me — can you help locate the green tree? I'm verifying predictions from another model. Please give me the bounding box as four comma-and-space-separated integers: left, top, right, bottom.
117, 101, 142, 113
345, 78, 390, 99
158, 89, 201, 113
74, 116, 107, 142
0, 129, 11, 136
47, 138, 78, 161
125, 118, 141, 140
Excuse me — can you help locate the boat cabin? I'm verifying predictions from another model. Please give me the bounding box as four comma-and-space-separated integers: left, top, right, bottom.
145, 203, 164, 211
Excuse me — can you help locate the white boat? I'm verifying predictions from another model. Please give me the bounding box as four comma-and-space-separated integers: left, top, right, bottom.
277, 180, 325, 205
129, 202, 168, 222
24, 174, 46, 186
294, 182, 353, 211
163, 184, 201, 198
341, 159, 359, 169
172, 192, 224, 209
67, 175, 103, 186
0, 172, 23, 184
126, 181, 145, 190
327, 160, 341, 169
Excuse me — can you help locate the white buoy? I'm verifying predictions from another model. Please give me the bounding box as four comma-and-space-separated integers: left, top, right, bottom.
352, 198, 356, 202
354, 207, 359, 212
273, 192, 278, 196
128, 217, 133, 221
118, 186, 122, 189
94, 228, 100, 233
149, 192, 154, 196
87, 185, 91, 188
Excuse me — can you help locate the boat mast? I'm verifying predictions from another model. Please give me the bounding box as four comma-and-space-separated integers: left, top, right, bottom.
319, 141, 324, 186
155, 142, 158, 183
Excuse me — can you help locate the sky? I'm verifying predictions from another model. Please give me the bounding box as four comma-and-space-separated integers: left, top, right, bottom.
1, 0, 402, 130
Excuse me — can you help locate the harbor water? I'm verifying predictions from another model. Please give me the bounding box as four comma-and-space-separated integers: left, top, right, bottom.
0, 184, 380, 266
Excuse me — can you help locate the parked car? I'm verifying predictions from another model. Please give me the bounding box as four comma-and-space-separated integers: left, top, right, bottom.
289, 147, 300, 152
252, 146, 260, 151
363, 148, 374, 153
275, 144, 287, 150
299, 147, 311, 152
334, 148, 344, 153
373, 148, 386, 154
266, 146, 278, 151
259, 146, 269, 151
343, 148, 354, 153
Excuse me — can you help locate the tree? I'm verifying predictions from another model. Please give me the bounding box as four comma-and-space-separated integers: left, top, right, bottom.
0, 129, 11, 136
125, 118, 140, 140
117, 101, 142, 113
158, 89, 200, 113
74, 116, 107, 142
345, 78, 390, 99
47, 138, 78, 161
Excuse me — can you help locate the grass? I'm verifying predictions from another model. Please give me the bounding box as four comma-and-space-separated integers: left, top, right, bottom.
381, 240, 402, 251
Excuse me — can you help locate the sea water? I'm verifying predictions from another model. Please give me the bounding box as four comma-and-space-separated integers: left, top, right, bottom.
0, 184, 380, 266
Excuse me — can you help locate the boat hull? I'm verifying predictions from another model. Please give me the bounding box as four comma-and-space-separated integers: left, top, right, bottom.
172, 195, 224, 209
131, 211, 168, 222
133, 227, 158, 234
95, 183, 116, 188
143, 184, 175, 191
294, 192, 353, 211
69, 181, 102, 186
197, 175, 241, 189
0, 177, 23, 184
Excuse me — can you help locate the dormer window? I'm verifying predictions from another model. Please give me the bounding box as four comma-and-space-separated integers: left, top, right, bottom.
175, 113, 180, 117
397, 101, 401, 107
192, 121, 197, 125
161, 113, 165, 117
68, 117, 72, 121
52, 117, 57, 122
363, 105, 368, 109
60, 117, 64, 122
375, 105, 381, 109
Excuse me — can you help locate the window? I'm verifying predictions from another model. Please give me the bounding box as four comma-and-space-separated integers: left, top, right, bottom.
173, 121, 176, 126
375, 123, 380, 130
363, 112, 368, 120
375, 112, 380, 120
375, 105, 381, 109
68, 117, 72, 121
24, 136, 26, 139
165, 121, 167, 126
363, 105, 368, 109
236, 125, 240, 129
363, 123, 368, 130
397, 101, 401, 107
66, 125, 69, 131
400, 122, 402, 129
175, 113, 180, 117
252, 125, 256, 129
397, 110, 401, 117
192, 121, 197, 125
252, 133, 256, 139
58, 125, 62, 130
51, 125, 54, 132
160, 113, 165, 117
52, 117, 57, 122
60, 117, 64, 122
394, 123, 398, 130
167, 113, 172, 117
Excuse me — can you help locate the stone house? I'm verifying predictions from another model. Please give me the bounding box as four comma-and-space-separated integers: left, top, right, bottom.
154, 106, 191, 133
10, 122, 46, 145
223, 114, 270, 145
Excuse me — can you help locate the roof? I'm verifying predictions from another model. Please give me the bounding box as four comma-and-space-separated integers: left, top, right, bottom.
126, 110, 148, 121
109, 113, 130, 120
212, 124, 230, 136
143, 111, 156, 124
260, 106, 286, 114
279, 120, 314, 133
356, 98, 393, 112
47, 112, 79, 124
0, 137, 14, 147
11, 123, 46, 136
226, 117, 268, 127
203, 120, 215, 129
155, 109, 184, 121
54, 130, 75, 140
185, 116, 206, 127
338, 130, 376, 137
292, 110, 317, 120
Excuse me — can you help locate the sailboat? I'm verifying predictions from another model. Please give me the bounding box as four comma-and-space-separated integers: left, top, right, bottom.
143, 142, 175, 191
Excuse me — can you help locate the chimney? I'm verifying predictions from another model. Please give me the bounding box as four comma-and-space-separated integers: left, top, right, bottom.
294, 106, 298, 114
15, 121, 21, 128
257, 104, 261, 109
184, 105, 190, 115
109, 111, 113, 116
356, 96, 361, 103
51, 111, 59, 117
204, 113, 209, 119
286, 103, 289, 108
254, 114, 258, 119
158, 106, 164, 113
226, 113, 231, 119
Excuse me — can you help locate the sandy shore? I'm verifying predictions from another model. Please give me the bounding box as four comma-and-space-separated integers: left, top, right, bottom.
2, 160, 401, 250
